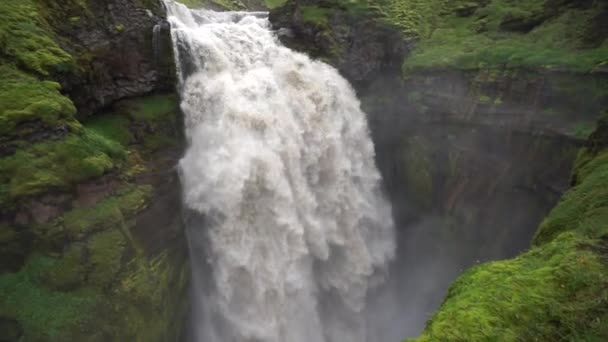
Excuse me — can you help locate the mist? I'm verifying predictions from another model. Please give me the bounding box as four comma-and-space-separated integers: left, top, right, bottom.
357, 68, 587, 339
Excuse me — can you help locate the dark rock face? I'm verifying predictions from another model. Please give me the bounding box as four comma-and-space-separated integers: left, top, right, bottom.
270, 1, 408, 87
54, 0, 175, 117
364, 68, 605, 229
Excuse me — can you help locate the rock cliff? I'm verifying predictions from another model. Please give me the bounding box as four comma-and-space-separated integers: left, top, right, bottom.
0, 0, 188, 340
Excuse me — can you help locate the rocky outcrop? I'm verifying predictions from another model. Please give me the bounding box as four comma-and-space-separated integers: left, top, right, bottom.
50, 0, 175, 117
269, 0, 407, 87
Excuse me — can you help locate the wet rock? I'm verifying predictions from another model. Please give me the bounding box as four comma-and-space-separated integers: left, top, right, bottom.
54, 0, 176, 117
73, 178, 121, 208
26, 199, 65, 225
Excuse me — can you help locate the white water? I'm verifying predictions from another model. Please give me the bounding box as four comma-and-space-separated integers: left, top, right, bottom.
165, 2, 396, 341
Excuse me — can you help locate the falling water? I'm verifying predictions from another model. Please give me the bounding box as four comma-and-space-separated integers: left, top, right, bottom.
153, 23, 162, 65
164, 1, 396, 341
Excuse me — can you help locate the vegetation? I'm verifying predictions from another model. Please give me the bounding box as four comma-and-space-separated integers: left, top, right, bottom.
0, 0, 188, 339
301, 6, 334, 26
0, 65, 76, 138
0, 255, 98, 341
264, 0, 287, 10
50, 185, 152, 241
0, 129, 126, 208
0, 0, 74, 76
413, 115, 608, 341
389, 0, 608, 72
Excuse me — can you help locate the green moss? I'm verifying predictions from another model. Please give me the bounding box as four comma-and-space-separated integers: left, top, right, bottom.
88, 229, 127, 288
42, 244, 86, 290
397, 0, 608, 72
49, 185, 152, 241
35, 0, 90, 28
371, 0, 449, 38
0, 64, 76, 138
115, 243, 189, 341
85, 113, 134, 146
265, 0, 287, 9
0, 255, 98, 341
301, 6, 334, 26
0, 129, 126, 207
412, 233, 608, 341
413, 116, 608, 341
123, 94, 178, 122
143, 132, 177, 153
572, 122, 597, 139
534, 149, 608, 245
0, 0, 74, 76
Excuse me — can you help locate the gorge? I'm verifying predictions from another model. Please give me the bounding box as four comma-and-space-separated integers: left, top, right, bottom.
0, 0, 607, 341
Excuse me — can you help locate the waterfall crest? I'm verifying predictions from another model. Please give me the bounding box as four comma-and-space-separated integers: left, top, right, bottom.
164, 2, 396, 341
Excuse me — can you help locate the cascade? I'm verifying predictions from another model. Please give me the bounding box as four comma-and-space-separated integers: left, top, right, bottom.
164, 2, 396, 341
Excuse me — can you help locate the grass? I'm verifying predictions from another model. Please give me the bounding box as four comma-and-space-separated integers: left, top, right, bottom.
413, 115, 608, 341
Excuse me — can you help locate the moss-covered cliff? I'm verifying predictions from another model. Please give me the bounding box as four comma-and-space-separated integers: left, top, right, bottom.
412, 114, 608, 341
0, 0, 188, 341
270, 0, 607, 339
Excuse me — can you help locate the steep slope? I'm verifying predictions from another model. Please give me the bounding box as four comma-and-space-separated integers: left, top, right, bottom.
413, 114, 608, 340
0, 1, 188, 340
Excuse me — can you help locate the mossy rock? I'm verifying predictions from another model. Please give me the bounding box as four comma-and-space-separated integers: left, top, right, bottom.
413, 115, 608, 341
0, 65, 76, 139
0, 0, 75, 76
42, 244, 86, 290
0, 129, 126, 209
87, 229, 127, 288
0, 256, 99, 341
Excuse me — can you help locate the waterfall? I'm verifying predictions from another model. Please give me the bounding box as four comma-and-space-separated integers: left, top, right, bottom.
153, 23, 162, 65
164, 1, 396, 341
